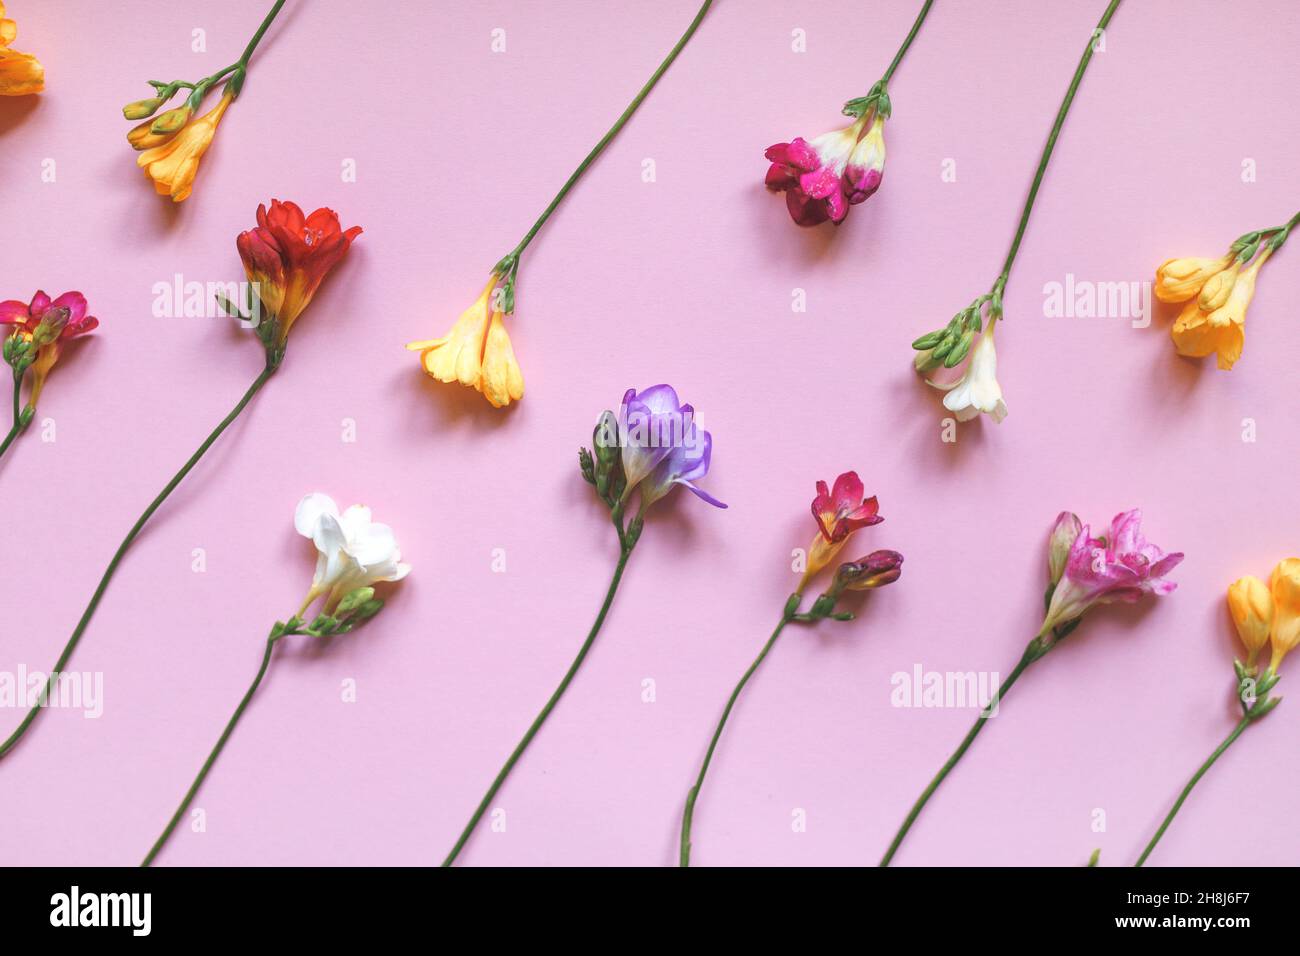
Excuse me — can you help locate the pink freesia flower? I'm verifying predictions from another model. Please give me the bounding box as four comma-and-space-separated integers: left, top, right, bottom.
0, 290, 99, 340
0, 290, 98, 406
764, 113, 885, 227
812, 471, 882, 542
1042, 509, 1183, 634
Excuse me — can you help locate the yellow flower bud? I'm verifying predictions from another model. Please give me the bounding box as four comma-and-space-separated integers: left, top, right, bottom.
1196, 259, 1240, 311
150, 104, 192, 135
1154, 254, 1232, 303
1267, 558, 1300, 673
123, 96, 164, 120
1227, 575, 1271, 667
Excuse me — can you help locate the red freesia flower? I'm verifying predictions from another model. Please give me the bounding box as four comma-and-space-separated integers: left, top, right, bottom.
236, 199, 362, 345
812, 470, 882, 542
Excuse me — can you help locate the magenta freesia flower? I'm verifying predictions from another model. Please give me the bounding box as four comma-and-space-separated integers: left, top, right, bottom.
1042, 509, 1184, 634
812, 471, 882, 542
764, 113, 886, 227
0, 289, 99, 408
0, 290, 99, 340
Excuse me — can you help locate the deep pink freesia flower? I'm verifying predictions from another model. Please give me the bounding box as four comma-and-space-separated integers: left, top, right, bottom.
812, 470, 882, 543
765, 113, 885, 227
1042, 509, 1183, 634
0, 290, 99, 340
1, 290, 98, 406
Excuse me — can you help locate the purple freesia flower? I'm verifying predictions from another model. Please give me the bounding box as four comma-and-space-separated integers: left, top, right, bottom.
1042, 509, 1183, 634
618, 384, 725, 511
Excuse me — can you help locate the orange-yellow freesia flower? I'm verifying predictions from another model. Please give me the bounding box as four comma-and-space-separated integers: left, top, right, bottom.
0, 2, 43, 96
1268, 558, 1300, 674
1169, 251, 1267, 370
1227, 575, 1272, 670
136, 91, 233, 203
405, 278, 525, 409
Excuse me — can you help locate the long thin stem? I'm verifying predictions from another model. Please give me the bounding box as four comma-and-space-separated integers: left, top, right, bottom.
680, 610, 793, 867
141, 632, 280, 866
239, 0, 288, 67
1133, 715, 1252, 867
441, 542, 635, 866
996, 0, 1123, 285
881, 0, 935, 84
879, 643, 1039, 866
0, 371, 22, 460
0, 361, 277, 761
508, 0, 713, 260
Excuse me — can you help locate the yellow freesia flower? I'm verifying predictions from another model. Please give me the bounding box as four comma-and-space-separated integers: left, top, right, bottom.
0, 2, 43, 96
1227, 575, 1272, 669
405, 278, 525, 409
1268, 558, 1300, 673
1154, 254, 1232, 303
136, 91, 233, 202
1170, 251, 1266, 370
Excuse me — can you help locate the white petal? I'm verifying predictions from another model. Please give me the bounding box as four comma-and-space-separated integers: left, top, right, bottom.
295, 493, 339, 538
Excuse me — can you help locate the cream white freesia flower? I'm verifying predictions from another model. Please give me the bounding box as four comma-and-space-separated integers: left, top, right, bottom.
934, 329, 1008, 423
294, 492, 411, 615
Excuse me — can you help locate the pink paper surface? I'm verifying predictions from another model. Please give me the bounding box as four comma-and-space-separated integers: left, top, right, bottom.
1, 0, 1297, 867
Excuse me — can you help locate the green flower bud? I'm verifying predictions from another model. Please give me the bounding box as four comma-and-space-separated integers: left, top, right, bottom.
335, 587, 376, 615
150, 105, 192, 135
942, 329, 975, 368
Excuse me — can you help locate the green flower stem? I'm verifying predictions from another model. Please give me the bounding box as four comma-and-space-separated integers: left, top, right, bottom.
504, 0, 714, 269
441, 533, 637, 866
0, 375, 22, 462
141, 628, 282, 867
680, 607, 795, 867
879, 639, 1046, 866
881, 0, 934, 85
183, 0, 287, 106
995, 0, 1123, 292
1265, 210, 1300, 253
0, 361, 277, 762
1133, 715, 1253, 867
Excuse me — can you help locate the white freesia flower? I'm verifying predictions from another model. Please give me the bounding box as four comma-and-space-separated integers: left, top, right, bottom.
935, 330, 1008, 423
294, 492, 411, 615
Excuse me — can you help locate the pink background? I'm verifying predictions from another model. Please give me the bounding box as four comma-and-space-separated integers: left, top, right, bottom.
1, 0, 1297, 867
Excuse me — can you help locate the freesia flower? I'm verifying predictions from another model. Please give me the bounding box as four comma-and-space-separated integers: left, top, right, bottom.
883, 506, 1180, 867
1169, 252, 1266, 370
1267, 558, 1300, 674
680, 470, 900, 866
933, 329, 1008, 423
141, 488, 405, 866
0, 2, 43, 96
761, 0, 935, 230
803, 471, 882, 587
294, 492, 411, 616
403, 277, 524, 409
1227, 575, 1272, 670
1041, 509, 1183, 636
909, 0, 1123, 426
137, 91, 233, 202
1156, 210, 1300, 371
444, 380, 724, 866
237, 199, 363, 350
0, 290, 98, 408
765, 117, 871, 227
123, 1, 287, 202
1136, 559, 1284, 866
407, 0, 716, 413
